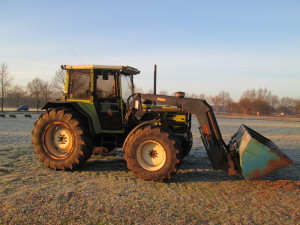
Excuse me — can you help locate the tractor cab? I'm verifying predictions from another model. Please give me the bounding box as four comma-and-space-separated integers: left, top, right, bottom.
61, 65, 140, 131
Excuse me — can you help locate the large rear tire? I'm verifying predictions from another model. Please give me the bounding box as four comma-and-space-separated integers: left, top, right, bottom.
32, 108, 93, 170
124, 126, 182, 182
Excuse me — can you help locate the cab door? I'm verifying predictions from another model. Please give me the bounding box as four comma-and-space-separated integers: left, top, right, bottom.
94, 70, 123, 131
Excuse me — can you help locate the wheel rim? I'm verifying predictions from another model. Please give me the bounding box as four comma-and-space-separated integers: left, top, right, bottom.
43, 122, 74, 159
136, 141, 166, 171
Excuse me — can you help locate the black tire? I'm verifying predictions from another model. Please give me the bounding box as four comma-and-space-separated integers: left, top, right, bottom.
181, 129, 193, 158
124, 126, 182, 182
32, 108, 93, 170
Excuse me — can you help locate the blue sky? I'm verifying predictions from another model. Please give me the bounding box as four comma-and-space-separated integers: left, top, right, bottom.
1, 0, 299, 100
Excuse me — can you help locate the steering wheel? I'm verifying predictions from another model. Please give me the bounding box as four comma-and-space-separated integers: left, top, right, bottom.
126, 94, 136, 109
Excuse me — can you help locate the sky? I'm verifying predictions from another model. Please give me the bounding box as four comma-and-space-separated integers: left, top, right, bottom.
1, 0, 299, 101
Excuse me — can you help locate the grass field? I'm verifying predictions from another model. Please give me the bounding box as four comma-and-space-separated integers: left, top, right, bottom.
0, 114, 299, 224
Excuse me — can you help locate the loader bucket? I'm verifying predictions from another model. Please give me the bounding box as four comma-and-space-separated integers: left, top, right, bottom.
230, 124, 293, 180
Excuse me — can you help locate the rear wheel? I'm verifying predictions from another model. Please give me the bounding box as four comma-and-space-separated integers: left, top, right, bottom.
32, 108, 93, 170
124, 126, 182, 181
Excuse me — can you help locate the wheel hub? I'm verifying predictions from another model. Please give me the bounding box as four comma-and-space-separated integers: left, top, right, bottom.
137, 141, 166, 171
44, 122, 74, 159
58, 134, 68, 145
149, 149, 158, 158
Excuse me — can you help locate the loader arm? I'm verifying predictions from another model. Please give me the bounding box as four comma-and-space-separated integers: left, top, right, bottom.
136, 94, 236, 173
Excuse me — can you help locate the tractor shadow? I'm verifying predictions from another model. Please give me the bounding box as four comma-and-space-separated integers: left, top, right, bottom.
79, 149, 299, 182
81, 153, 127, 172
174, 149, 299, 182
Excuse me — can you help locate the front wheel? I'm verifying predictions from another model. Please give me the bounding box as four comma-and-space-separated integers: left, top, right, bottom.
32, 108, 93, 170
181, 128, 193, 158
124, 126, 182, 181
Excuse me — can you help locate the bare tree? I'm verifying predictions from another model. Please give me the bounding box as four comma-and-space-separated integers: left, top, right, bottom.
257, 88, 271, 102
217, 91, 232, 113
51, 69, 66, 92
269, 95, 279, 111
198, 93, 206, 99
241, 89, 256, 100
28, 78, 44, 111
134, 86, 144, 93
0, 63, 14, 111
185, 93, 199, 98
240, 89, 257, 114
159, 90, 169, 95
42, 81, 53, 102
294, 98, 300, 115
279, 97, 294, 115
211, 95, 222, 113
9, 84, 26, 107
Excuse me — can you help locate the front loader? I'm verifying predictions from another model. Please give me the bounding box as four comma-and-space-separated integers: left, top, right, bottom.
130, 94, 293, 180
32, 64, 293, 181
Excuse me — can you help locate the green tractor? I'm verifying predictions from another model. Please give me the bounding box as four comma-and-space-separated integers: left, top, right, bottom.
32, 65, 293, 181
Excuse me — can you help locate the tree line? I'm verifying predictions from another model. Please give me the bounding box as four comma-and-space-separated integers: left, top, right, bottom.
144, 89, 300, 117
1, 62, 299, 116
0, 62, 65, 111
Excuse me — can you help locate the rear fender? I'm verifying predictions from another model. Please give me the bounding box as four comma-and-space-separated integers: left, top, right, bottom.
42, 101, 101, 135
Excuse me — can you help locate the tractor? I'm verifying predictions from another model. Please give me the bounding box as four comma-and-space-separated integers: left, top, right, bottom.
32, 65, 293, 181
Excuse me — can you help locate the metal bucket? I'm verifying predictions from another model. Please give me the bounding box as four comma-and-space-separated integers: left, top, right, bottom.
230, 124, 293, 179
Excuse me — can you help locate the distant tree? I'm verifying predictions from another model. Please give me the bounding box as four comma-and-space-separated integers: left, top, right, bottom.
211, 95, 222, 113
255, 88, 273, 115
239, 88, 273, 115
42, 81, 53, 102
51, 69, 66, 93
146, 89, 153, 94
134, 86, 144, 93
217, 91, 232, 113
206, 95, 214, 105
269, 95, 279, 110
198, 93, 206, 99
278, 97, 294, 115
294, 98, 300, 115
9, 84, 26, 107
239, 89, 256, 114
239, 97, 252, 114
242, 89, 257, 100
0, 63, 14, 111
227, 102, 242, 114
28, 78, 44, 111
257, 88, 271, 102
159, 90, 169, 95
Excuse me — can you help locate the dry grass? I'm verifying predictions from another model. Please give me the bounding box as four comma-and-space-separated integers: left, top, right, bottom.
0, 116, 300, 224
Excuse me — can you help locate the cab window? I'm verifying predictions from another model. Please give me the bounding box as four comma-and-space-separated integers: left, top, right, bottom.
121, 75, 134, 102
95, 71, 117, 100
69, 69, 91, 99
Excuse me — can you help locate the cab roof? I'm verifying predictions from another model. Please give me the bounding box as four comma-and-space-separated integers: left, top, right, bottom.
61, 65, 140, 75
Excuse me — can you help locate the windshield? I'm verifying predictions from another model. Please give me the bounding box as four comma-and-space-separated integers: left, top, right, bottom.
121, 75, 134, 102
